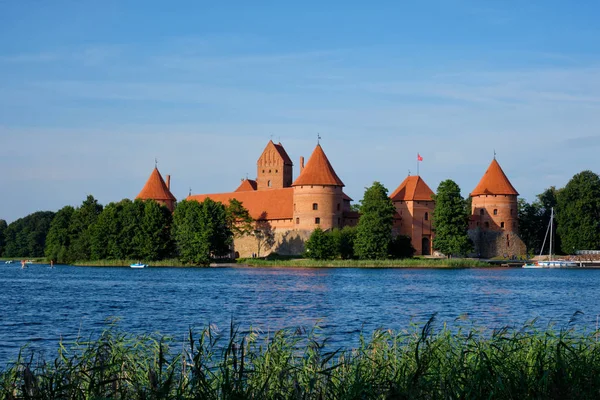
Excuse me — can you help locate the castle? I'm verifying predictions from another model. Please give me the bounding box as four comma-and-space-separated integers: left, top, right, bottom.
136, 140, 525, 259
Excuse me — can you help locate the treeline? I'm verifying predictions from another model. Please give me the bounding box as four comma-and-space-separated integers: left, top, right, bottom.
518, 170, 600, 255
0, 195, 254, 265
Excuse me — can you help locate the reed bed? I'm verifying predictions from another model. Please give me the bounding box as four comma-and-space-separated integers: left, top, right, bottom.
240, 257, 491, 268
3, 316, 600, 399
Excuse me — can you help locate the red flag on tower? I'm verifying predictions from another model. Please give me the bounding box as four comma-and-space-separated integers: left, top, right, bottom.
417, 153, 423, 162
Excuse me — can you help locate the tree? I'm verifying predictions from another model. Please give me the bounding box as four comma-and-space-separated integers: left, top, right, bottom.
3, 211, 55, 258
389, 235, 415, 259
517, 198, 543, 256
305, 227, 336, 260
332, 226, 357, 259
0, 219, 7, 257
432, 180, 472, 257
139, 200, 174, 260
557, 171, 600, 253
68, 195, 103, 262
226, 199, 254, 237
45, 206, 75, 263
173, 199, 233, 265
354, 182, 396, 259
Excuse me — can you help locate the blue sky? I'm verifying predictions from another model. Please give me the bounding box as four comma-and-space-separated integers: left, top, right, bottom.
2, 1, 600, 222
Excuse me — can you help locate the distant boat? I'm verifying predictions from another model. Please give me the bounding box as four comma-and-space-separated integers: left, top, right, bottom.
130, 263, 147, 269
4, 260, 13, 264
523, 208, 579, 269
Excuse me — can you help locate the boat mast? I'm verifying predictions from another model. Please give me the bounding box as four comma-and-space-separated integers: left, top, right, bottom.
549, 207, 554, 261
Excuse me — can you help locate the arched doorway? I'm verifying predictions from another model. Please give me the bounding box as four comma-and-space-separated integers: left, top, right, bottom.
422, 237, 431, 256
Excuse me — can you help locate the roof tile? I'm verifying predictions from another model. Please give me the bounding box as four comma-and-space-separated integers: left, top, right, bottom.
470, 159, 519, 196
390, 176, 434, 201
137, 168, 176, 201
292, 144, 344, 187
235, 179, 257, 192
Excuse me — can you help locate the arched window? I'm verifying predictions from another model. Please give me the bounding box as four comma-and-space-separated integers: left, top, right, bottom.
424, 212, 429, 221
501, 222, 505, 228
493, 209, 498, 215
296, 218, 299, 224
312, 203, 318, 210
268, 180, 271, 187
337, 203, 340, 211
485, 221, 490, 228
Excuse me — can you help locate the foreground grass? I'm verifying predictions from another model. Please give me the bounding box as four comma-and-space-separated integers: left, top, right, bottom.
240, 257, 492, 268
3, 318, 600, 399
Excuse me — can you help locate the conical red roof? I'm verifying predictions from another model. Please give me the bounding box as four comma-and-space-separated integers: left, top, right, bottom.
137, 168, 176, 201
235, 179, 257, 192
470, 159, 519, 196
292, 144, 344, 187
390, 176, 434, 201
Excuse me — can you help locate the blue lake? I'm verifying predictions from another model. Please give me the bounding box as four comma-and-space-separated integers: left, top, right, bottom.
1, 264, 600, 365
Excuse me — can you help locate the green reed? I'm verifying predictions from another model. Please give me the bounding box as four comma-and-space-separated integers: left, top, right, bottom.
3, 316, 600, 399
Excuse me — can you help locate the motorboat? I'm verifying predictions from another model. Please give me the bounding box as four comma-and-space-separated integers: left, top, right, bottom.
130, 263, 147, 269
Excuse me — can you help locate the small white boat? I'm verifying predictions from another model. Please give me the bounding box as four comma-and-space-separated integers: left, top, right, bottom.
4, 260, 13, 264
130, 263, 147, 269
523, 208, 580, 269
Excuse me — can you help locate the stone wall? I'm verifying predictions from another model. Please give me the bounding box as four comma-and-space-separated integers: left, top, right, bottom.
468, 228, 526, 259
232, 229, 311, 258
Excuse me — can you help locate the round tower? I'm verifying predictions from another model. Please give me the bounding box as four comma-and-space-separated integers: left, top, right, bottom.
292, 144, 344, 231
469, 158, 519, 233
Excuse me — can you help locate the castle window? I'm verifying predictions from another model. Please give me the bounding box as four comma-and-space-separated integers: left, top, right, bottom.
262, 170, 265, 173
337, 203, 340, 211
424, 212, 429, 221
315, 217, 320, 224
511, 208, 513, 215
296, 218, 299, 224
275, 169, 278, 173
338, 217, 341, 225
294, 203, 296, 211
507, 234, 510, 247
269, 169, 271, 173
485, 222, 489, 228
493, 209, 498, 215
480, 209, 484, 216
313, 203, 318, 210
501, 222, 505, 228
268, 180, 271, 187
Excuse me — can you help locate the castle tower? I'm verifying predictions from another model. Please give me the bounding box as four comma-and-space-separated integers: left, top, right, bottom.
292, 144, 344, 231
390, 175, 435, 255
136, 167, 177, 211
469, 158, 525, 258
256, 140, 293, 190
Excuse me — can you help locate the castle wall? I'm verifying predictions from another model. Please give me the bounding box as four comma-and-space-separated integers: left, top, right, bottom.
393, 200, 434, 255
232, 229, 311, 258
293, 185, 343, 231
470, 195, 518, 232
468, 229, 526, 259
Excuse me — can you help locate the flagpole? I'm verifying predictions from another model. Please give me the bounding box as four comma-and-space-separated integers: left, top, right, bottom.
417, 154, 419, 176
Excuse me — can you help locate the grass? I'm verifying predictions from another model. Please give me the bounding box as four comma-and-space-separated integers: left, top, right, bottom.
2, 316, 600, 399
239, 257, 492, 268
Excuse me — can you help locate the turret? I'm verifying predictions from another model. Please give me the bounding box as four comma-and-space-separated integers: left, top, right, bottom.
256, 140, 293, 190
469, 158, 519, 232
136, 167, 177, 211
292, 144, 344, 231
390, 175, 435, 255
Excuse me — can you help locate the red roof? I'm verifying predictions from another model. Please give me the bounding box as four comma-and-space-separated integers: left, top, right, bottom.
390, 175, 435, 202
273, 142, 293, 165
187, 188, 294, 220
342, 192, 353, 201
137, 168, 176, 201
235, 179, 257, 192
470, 159, 519, 196
292, 144, 344, 187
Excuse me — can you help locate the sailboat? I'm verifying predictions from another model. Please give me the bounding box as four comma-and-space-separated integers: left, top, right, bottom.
523, 208, 579, 268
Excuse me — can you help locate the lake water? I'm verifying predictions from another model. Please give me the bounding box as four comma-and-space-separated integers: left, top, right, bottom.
1, 264, 600, 365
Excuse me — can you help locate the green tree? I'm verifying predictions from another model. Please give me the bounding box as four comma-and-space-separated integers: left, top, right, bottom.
305, 227, 336, 260
517, 198, 544, 256
354, 182, 396, 259
332, 226, 357, 259
557, 171, 600, 253
68, 195, 103, 262
0, 219, 7, 256
3, 211, 55, 258
432, 180, 472, 257
173, 199, 232, 265
139, 200, 174, 260
45, 206, 75, 263
226, 199, 254, 237
389, 235, 415, 259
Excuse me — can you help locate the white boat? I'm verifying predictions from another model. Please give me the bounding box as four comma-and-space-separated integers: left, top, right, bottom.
523, 208, 580, 269
4, 260, 13, 264
130, 263, 147, 269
